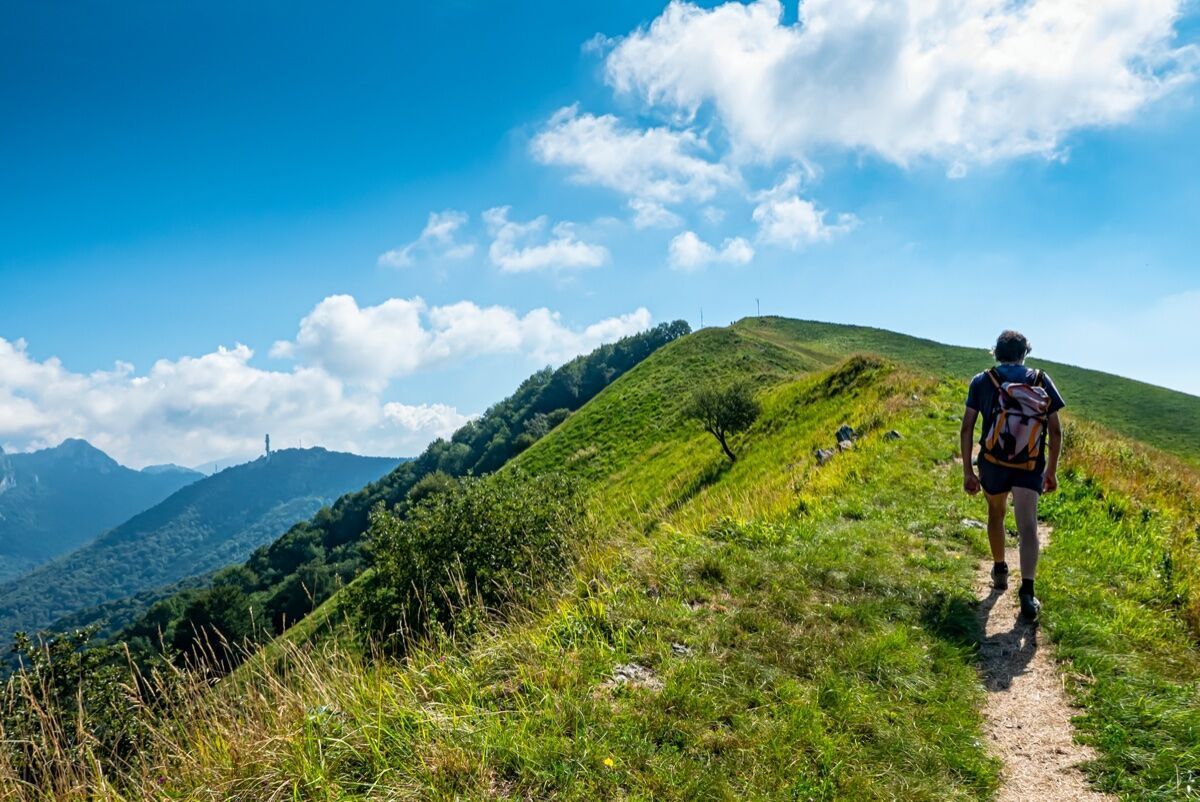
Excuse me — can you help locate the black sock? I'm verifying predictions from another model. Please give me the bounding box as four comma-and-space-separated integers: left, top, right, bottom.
1021, 578, 1035, 596
994, 561, 1008, 571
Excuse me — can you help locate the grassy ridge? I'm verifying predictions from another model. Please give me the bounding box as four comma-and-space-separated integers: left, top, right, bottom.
26, 356, 1003, 799
3, 319, 1198, 799
735, 317, 1200, 464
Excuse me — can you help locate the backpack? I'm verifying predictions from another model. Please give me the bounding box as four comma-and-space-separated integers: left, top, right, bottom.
981, 368, 1051, 471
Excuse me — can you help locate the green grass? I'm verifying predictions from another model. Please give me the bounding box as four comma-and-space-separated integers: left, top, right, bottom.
734, 317, 1200, 465
1035, 427, 1200, 800
4, 319, 1199, 800
127, 358, 1006, 800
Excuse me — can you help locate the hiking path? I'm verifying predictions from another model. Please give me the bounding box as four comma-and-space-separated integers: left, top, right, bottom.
973, 523, 1113, 801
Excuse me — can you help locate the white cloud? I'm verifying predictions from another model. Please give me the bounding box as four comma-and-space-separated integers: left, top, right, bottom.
751, 172, 858, 248
378, 210, 474, 267
272, 294, 652, 386
668, 231, 754, 271
1, 297, 653, 467
482, 206, 609, 272
0, 336, 470, 469
700, 206, 726, 225
606, 0, 1196, 167
270, 296, 430, 387
629, 198, 683, 229
531, 105, 739, 204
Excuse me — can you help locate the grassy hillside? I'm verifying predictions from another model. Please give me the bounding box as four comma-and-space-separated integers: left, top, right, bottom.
2, 319, 1197, 800
107, 321, 690, 664
735, 317, 1200, 464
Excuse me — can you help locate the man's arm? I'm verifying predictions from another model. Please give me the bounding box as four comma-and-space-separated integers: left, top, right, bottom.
961, 407, 981, 495
1043, 411, 1062, 493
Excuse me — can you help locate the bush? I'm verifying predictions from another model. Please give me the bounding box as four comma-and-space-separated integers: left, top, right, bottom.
354, 471, 590, 650
1, 628, 150, 785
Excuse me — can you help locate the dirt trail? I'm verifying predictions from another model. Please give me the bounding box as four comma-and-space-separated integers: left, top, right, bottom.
974, 524, 1113, 801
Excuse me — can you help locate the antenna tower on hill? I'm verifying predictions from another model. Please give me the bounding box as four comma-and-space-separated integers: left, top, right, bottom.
265, 434, 271, 456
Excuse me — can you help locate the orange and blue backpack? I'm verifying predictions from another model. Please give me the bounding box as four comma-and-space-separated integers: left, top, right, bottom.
981, 368, 1052, 471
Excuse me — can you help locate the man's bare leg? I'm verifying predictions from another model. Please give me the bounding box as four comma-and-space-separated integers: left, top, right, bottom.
984, 491, 1008, 563
1011, 487, 1040, 579
1012, 487, 1042, 620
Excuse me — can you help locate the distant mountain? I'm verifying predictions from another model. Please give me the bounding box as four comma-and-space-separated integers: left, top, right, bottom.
0, 440, 201, 582
0, 447, 399, 648
191, 456, 255, 476
141, 463, 205, 478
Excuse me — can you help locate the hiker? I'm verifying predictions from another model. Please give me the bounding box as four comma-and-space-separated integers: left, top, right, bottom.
960, 330, 1065, 622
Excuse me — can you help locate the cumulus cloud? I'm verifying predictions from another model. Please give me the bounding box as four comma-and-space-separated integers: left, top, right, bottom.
0, 337, 471, 469
751, 172, 858, 248
378, 210, 474, 267
1, 297, 653, 467
629, 198, 684, 230
531, 105, 739, 204
272, 294, 651, 386
668, 231, 754, 271
606, 0, 1196, 167
482, 206, 609, 272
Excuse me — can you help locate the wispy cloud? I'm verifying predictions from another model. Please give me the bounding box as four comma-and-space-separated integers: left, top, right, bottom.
752, 172, 858, 249
482, 206, 609, 273
531, 105, 738, 205
378, 209, 474, 267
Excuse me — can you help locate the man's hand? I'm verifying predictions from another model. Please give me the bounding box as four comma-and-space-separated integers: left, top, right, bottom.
964, 472, 981, 495
1042, 472, 1058, 494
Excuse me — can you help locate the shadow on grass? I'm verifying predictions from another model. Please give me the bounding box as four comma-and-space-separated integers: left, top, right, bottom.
920, 590, 983, 652
920, 588, 1040, 690
666, 458, 732, 515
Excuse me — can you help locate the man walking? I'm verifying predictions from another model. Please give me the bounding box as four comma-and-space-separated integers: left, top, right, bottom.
961, 330, 1065, 622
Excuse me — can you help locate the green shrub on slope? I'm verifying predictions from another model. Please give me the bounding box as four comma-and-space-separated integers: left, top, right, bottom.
353, 471, 590, 651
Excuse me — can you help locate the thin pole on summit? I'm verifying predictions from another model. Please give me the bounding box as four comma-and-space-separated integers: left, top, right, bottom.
700, 307, 704, 328
756, 298, 760, 317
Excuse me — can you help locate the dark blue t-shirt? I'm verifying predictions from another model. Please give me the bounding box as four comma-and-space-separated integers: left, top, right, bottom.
966, 364, 1066, 467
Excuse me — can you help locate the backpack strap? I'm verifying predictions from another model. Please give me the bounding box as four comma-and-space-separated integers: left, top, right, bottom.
1033, 369, 1044, 387
986, 368, 1001, 389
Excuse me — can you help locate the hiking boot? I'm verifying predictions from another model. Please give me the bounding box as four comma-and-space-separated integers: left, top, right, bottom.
1019, 591, 1042, 623
991, 563, 1009, 590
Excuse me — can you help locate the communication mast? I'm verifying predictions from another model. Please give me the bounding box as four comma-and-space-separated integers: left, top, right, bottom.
265, 434, 271, 456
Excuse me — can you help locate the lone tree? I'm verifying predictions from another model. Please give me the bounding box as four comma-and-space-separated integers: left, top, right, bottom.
686, 380, 761, 462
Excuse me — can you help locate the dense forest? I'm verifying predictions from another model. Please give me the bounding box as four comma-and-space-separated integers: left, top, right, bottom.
114, 320, 690, 666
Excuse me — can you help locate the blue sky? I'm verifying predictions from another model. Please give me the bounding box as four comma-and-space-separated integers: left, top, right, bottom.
2, 0, 1198, 467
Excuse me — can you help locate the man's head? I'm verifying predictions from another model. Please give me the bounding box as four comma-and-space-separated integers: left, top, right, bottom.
992, 330, 1031, 363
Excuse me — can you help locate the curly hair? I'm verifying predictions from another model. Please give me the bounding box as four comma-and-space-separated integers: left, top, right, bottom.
992, 330, 1031, 363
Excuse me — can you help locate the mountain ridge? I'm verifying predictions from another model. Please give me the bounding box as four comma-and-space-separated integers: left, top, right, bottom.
0, 439, 202, 582
0, 446, 400, 649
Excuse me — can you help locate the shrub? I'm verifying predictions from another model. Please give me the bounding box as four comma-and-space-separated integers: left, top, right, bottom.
354, 471, 590, 650
1, 628, 150, 786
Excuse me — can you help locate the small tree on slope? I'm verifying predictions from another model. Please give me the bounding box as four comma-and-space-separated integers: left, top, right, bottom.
686, 381, 761, 462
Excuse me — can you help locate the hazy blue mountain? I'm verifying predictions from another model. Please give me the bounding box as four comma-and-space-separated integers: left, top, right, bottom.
0, 447, 399, 648
0, 440, 201, 582
141, 464, 205, 479
191, 456, 255, 476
